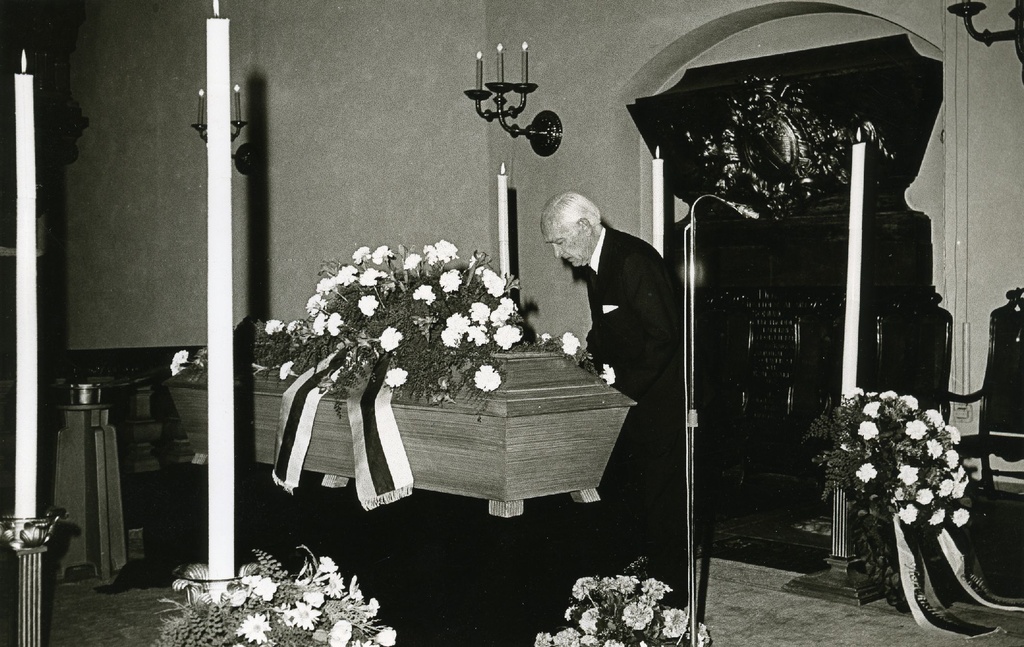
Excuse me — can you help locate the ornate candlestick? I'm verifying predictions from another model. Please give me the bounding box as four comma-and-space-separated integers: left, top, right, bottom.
1, 509, 64, 647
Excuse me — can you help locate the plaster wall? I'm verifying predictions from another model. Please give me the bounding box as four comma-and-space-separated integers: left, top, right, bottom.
64, 0, 1024, 441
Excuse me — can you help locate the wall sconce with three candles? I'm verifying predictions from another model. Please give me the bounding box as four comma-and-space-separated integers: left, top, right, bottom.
465, 42, 562, 157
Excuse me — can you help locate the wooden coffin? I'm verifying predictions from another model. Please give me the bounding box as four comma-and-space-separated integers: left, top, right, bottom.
164, 351, 634, 516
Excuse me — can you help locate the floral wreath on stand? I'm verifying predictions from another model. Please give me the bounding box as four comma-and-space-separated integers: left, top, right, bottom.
806, 389, 971, 607
685, 76, 890, 219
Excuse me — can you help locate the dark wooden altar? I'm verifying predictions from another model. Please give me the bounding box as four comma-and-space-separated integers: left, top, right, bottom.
629, 36, 951, 477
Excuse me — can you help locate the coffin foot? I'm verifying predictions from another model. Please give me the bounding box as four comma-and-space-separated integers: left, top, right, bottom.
570, 488, 600, 504
488, 500, 524, 517
321, 474, 350, 488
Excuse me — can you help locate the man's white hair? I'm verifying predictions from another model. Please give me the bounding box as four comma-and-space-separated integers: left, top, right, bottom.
541, 191, 601, 228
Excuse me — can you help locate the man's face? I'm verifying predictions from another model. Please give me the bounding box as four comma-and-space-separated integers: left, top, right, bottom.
542, 215, 595, 267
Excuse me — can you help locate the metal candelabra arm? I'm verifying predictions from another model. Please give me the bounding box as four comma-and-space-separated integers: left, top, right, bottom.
949, 0, 1024, 83
464, 79, 561, 156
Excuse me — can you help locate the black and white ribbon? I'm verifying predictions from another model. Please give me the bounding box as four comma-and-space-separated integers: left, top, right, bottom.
893, 516, 1022, 638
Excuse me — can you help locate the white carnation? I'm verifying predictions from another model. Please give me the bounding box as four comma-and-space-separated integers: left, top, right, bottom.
327, 312, 343, 336
916, 488, 934, 505
898, 504, 919, 524
466, 326, 489, 346
412, 284, 436, 305
479, 268, 505, 297
857, 421, 879, 440
312, 312, 328, 336
929, 509, 946, 526
905, 420, 928, 441
473, 365, 501, 392
441, 327, 462, 348
379, 327, 403, 352
946, 425, 961, 445
863, 401, 881, 418
358, 295, 379, 317
264, 319, 285, 334
337, 265, 359, 286
469, 302, 491, 325
945, 449, 960, 470
316, 275, 338, 294
384, 368, 408, 388
306, 294, 327, 316
855, 463, 877, 483
561, 332, 581, 356
371, 245, 393, 264
439, 269, 462, 293
899, 394, 919, 410
600, 365, 616, 385
898, 465, 919, 485
879, 391, 898, 400
352, 246, 371, 264
952, 508, 970, 527
403, 253, 422, 270
493, 325, 523, 350
170, 350, 190, 376
445, 313, 471, 334
924, 409, 945, 428
926, 439, 943, 458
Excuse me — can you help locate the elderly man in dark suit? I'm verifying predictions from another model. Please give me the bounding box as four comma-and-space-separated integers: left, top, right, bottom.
540, 191, 688, 595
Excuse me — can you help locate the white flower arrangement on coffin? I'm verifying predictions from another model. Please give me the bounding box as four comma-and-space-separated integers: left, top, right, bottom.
172, 240, 614, 404
156, 547, 395, 647
535, 562, 711, 647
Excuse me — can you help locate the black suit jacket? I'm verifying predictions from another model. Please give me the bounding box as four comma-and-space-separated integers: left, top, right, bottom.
586, 228, 684, 444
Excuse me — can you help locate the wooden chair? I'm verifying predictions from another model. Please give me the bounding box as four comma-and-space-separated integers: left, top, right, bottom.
948, 288, 1024, 498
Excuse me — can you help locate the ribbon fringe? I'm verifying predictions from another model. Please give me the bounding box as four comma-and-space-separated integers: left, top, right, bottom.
359, 484, 413, 511
892, 516, 1022, 638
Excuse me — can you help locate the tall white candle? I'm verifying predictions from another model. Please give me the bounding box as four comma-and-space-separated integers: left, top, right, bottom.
497, 163, 510, 276
841, 131, 866, 396
652, 146, 665, 256
14, 51, 37, 519
206, 5, 235, 586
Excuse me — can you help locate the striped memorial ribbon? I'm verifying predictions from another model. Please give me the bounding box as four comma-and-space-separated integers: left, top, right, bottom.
892, 517, 1023, 638
345, 355, 413, 510
273, 353, 413, 511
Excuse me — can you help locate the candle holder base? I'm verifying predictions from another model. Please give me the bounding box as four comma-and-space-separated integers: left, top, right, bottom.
0, 509, 64, 551
1, 510, 63, 647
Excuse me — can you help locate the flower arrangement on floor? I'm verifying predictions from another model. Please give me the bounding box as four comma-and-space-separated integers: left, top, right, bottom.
535, 561, 711, 647
156, 547, 395, 647
171, 240, 606, 403
806, 389, 972, 605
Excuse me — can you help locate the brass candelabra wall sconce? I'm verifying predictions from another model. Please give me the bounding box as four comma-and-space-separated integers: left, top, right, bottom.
191, 85, 257, 175
464, 42, 562, 157
948, 0, 1024, 84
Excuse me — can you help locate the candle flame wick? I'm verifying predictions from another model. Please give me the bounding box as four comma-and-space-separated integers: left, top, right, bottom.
655, 145, 660, 159
234, 84, 240, 92
199, 89, 205, 96
20, 50, 26, 74
213, 0, 220, 17
522, 42, 528, 50
476, 51, 482, 59
497, 43, 504, 52
500, 162, 506, 175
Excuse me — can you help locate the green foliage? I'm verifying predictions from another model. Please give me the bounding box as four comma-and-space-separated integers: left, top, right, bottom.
155, 547, 396, 647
